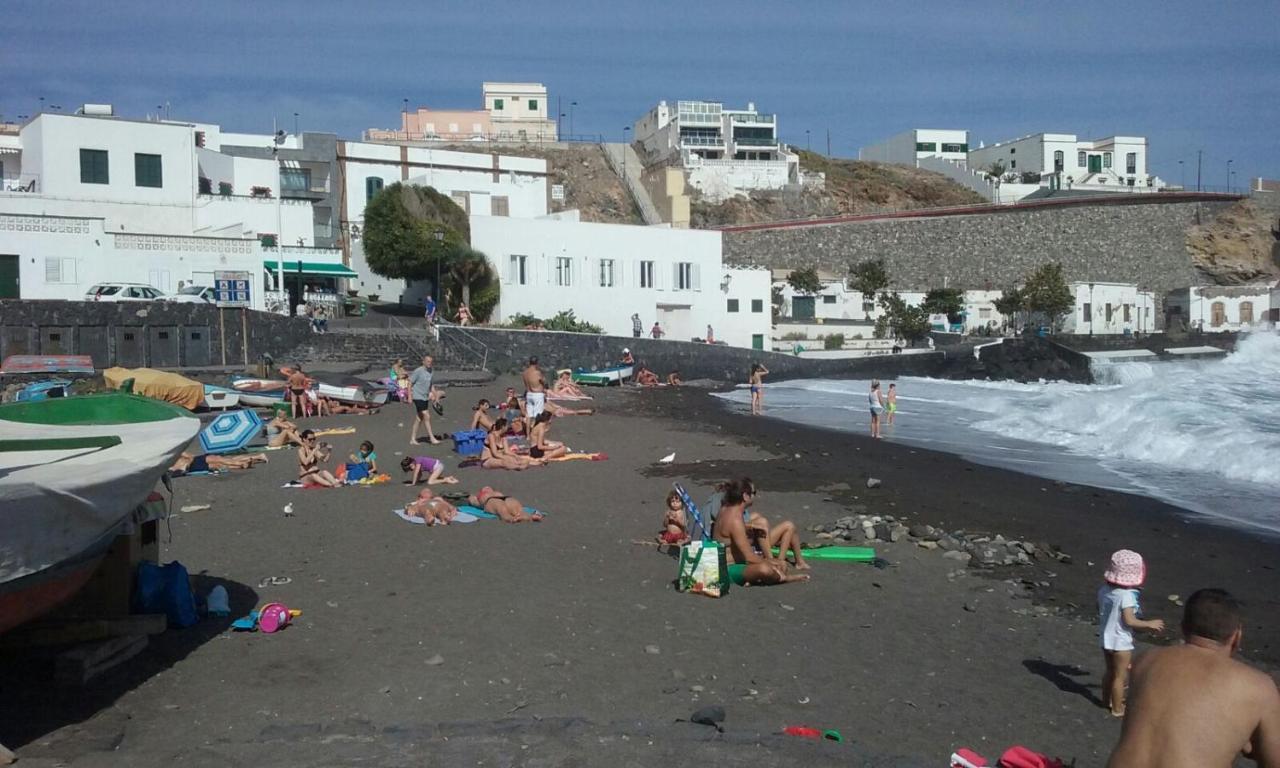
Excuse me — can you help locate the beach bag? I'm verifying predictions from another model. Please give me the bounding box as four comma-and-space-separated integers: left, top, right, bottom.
343, 463, 370, 482
998, 746, 1064, 768
134, 560, 199, 628
677, 541, 729, 598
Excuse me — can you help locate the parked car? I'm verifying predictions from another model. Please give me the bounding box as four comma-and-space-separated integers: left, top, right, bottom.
166, 285, 216, 304
84, 283, 166, 302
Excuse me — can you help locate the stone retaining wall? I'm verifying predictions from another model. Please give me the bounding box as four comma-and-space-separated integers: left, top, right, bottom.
723, 199, 1235, 294
0, 300, 313, 369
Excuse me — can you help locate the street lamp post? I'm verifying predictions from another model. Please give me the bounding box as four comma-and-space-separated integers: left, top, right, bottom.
622, 126, 631, 178
569, 101, 577, 138
272, 125, 287, 312
1178, 160, 1184, 190
1226, 159, 1233, 193
293, 112, 299, 137
1088, 283, 1095, 337
433, 230, 445, 304
806, 129, 810, 151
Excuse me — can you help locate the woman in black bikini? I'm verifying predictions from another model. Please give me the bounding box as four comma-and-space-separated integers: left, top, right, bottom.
297, 429, 340, 487
481, 419, 540, 470
169, 451, 266, 474
528, 411, 568, 460
470, 485, 542, 523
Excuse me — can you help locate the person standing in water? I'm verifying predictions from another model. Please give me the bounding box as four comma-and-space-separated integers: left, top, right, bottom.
749, 363, 768, 415
886, 382, 898, 425
868, 379, 885, 439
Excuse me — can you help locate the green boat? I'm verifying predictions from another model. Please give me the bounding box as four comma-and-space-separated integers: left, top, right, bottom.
571, 364, 634, 386
0, 394, 199, 634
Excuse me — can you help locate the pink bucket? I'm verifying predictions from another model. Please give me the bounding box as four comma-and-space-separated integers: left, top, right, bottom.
258, 602, 292, 633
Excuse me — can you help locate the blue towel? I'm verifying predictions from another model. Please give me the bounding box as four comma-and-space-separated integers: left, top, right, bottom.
456, 504, 542, 519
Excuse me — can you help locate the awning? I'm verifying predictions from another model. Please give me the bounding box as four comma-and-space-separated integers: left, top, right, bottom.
262, 260, 358, 278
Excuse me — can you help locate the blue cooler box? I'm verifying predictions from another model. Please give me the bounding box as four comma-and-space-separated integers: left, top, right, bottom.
452, 429, 487, 457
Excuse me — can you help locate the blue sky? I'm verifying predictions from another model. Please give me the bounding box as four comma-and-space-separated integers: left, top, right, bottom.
6, 0, 1278, 184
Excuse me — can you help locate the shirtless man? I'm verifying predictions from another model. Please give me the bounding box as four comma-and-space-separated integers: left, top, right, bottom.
521, 356, 547, 432
1107, 588, 1280, 768
711, 478, 809, 586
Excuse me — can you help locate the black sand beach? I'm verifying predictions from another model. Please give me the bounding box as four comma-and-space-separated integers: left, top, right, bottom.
4, 377, 1278, 766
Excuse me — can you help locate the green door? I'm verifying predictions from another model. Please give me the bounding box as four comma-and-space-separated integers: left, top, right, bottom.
792, 296, 816, 320
751, 334, 764, 351
0, 255, 19, 298
1088, 154, 1102, 173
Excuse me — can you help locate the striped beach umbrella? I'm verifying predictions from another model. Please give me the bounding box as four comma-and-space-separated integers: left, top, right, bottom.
199, 409, 263, 454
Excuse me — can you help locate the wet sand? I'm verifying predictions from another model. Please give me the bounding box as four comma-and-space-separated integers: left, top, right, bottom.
4, 377, 1277, 766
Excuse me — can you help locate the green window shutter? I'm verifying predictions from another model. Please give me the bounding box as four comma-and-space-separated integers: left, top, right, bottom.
134, 153, 162, 188
365, 177, 384, 202
80, 149, 109, 184
494, 98, 504, 110
915, 142, 937, 152
528, 99, 538, 111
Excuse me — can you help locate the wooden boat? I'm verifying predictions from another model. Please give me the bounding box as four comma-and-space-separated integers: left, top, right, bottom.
15, 379, 73, 401
311, 372, 390, 406
229, 376, 288, 407
571, 365, 634, 386
0, 394, 199, 634
1, 354, 94, 374
201, 384, 242, 410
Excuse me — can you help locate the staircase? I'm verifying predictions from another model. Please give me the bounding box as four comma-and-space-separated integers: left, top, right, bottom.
601, 143, 663, 225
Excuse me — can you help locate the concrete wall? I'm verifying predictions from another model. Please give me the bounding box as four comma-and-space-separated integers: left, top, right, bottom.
0, 300, 314, 369
723, 198, 1234, 294
436, 325, 947, 383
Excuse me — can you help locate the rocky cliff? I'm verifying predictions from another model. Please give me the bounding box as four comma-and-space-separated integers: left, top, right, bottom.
1186, 196, 1280, 284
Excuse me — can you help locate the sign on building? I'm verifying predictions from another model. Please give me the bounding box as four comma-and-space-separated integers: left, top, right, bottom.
214, 270, 252, 308
550, 184, 566, 202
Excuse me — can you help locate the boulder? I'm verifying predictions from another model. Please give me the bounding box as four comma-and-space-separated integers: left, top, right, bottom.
866, 477, 882, 489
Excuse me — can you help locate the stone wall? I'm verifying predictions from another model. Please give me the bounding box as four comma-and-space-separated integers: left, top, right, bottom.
438, 326, 948, 382
723, 199, 1236, 294
0, 300, 314, 369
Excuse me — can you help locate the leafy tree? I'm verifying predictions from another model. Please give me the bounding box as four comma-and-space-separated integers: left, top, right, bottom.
923, 287, 965, 325
787, 266, 823, 296
1022, 263, 1074, 330
878, 292, 932, 343
543, 310, 602, 334
986, 161, 1006, 179
362, 183, 469, 283
848, 258, 889, 309
993, 286, 1025, 329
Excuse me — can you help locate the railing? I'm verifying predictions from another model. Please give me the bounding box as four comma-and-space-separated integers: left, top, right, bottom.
1, 174, 39, 193
434, 321, 491, 371
679, 135, 725, 147
387, 316, 436, 362
729, 113, 776, 125
363, 129, 607, 145
732, 137, 779, 147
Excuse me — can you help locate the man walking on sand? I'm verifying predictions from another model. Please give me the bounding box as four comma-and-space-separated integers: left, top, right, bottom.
408, 355, 442, 445
522, 356, 547, 432
1107, 588, 1280, 768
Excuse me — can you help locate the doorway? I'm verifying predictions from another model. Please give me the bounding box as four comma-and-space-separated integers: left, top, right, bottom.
1088, 155, 1102, 173
0, 255, 18, 298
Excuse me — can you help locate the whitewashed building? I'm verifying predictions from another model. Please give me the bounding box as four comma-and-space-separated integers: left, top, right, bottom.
337, 140, 550, 304
859, 129, 971, 166
472, 215, 772, 349
1059, 282, 1157, 335
632, 100, 799, 202
968, 133, 1163, 196
0, 109, 348, 308
365, 82, 557, 144
774, 273, 1006, 333
1166, 285, 1275, 332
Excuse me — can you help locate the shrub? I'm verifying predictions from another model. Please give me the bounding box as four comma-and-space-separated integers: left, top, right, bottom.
823, 333, 845, 350
543, 310, 603, 334
781, 331, 807, 341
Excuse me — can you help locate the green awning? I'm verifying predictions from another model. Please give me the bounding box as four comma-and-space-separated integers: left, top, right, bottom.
263, 260, 358, 278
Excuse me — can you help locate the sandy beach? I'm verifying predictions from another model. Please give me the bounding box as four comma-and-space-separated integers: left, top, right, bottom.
4, 375, 1278, 767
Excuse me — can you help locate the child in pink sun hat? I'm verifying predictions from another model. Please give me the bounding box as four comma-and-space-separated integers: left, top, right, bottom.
1098, 549, 1166, 717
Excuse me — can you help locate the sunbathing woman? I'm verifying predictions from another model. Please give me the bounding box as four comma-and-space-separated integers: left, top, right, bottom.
169, 451, 266, 474
470, 398, 496, 430
551, 370, 592, 400
529, 411, 569, 461
470, 485, 543, 523
545, 399, 593, 417
666, 370, 683, 386
324, 396, 380, 415
482, 419, 541, 469
297, 429, 340, 487
266, 414, 304, 448
404, 488, 459, 525
400, 455, 459, 485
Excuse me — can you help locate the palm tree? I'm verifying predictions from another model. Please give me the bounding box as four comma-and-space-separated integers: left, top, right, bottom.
445, 247, 500, 322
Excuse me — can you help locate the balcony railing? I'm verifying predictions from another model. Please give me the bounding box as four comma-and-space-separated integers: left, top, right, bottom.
732, 137, 779, 147
729, 113, 776, 125
1, 174, 39, 193
679, 135, 726, 147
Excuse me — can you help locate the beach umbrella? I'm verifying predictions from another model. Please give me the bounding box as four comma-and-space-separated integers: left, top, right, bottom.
199, 409, 263, 454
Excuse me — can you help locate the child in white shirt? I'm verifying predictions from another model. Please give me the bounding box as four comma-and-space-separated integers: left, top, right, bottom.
1098, 549, 1166, 716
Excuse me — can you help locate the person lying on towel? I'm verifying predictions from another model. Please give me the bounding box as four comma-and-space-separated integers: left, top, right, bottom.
469, 486, 542, 523
169, 451, 267, 475
404, 488, 459, 525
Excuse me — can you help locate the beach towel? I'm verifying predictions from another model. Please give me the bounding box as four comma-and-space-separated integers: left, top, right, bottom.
169, 469, 225, 478
394, 508, 480, 524
547, 452, 608, 462
456, 504, 543, 520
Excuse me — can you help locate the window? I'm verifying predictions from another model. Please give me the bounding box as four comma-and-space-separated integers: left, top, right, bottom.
1009, 147, 1016, 154
822, 295, 836, 304
555, 256, 572, 287
450, 191, 470, 214
45, 257, 76, 284
941, 143, 967, 153
528, 99, 538, 111
1053, 150, 1064, 172
365, 177, 384, 202
494, 98, 504, 111
280, 168, 310, 195
751, 299, 763, 313
80, 149, 109, 184
1078, 150, 1087, 168
915, 142, 937, 152
1011, 160, 1017, 169
599, 258, 615, 287
639, 260, 655, 288
134, 153, 162, 188
1083, 302, 1092, 322
1211, 301, 1226, 327
1240, 301, 1254, 324
1123, 304, 1132, 323
491, 196, 509, 216
675, 262, 696, 291
727, 298, 740, 313
509, 255, 528, 285
1105, 303, 1113, 322
1103, 152, 1112, 169
1126, 152, 1137, 174
979, 307, 992, 319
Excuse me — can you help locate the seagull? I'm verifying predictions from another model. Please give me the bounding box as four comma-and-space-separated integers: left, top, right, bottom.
283, 503, 294, 517
658, 452, 676, 464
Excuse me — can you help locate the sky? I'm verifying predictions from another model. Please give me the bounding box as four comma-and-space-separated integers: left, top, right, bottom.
5, 0, 1279, 185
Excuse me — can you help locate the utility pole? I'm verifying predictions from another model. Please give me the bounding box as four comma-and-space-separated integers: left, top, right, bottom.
1226, 159, 1233, 193
826, 128, 831, 157
556, 95, 562, 139
805, 129, 810, 151
1196, 150, 1202, 192
570, 101, 577, 138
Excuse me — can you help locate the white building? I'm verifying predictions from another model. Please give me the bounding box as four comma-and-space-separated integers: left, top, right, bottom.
1060, 282, 1158, 335
366, 82, 557, 144
774, 273, 1006, 334
472, 215, 772, 349
859, 129, 970, 166
0, 108, 349, 308
1165, 285, 1275, 332
632, 100, 799, 202
338, 140, 550, 304
967, 133, 1162, 196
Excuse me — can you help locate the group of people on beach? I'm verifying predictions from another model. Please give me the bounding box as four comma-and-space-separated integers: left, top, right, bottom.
283, 364, 382, 420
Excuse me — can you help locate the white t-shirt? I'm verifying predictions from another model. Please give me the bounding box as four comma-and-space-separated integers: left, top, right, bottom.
1098, 585, 1139, 651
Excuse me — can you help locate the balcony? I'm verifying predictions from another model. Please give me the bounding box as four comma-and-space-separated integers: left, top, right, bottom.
680, 135, 726, 148
729, 113, 776, 125
732, 136, 778, 148
1, 174, 39, 193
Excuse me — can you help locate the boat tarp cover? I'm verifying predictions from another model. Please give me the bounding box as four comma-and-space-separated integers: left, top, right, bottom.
104, 367, 204, 411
